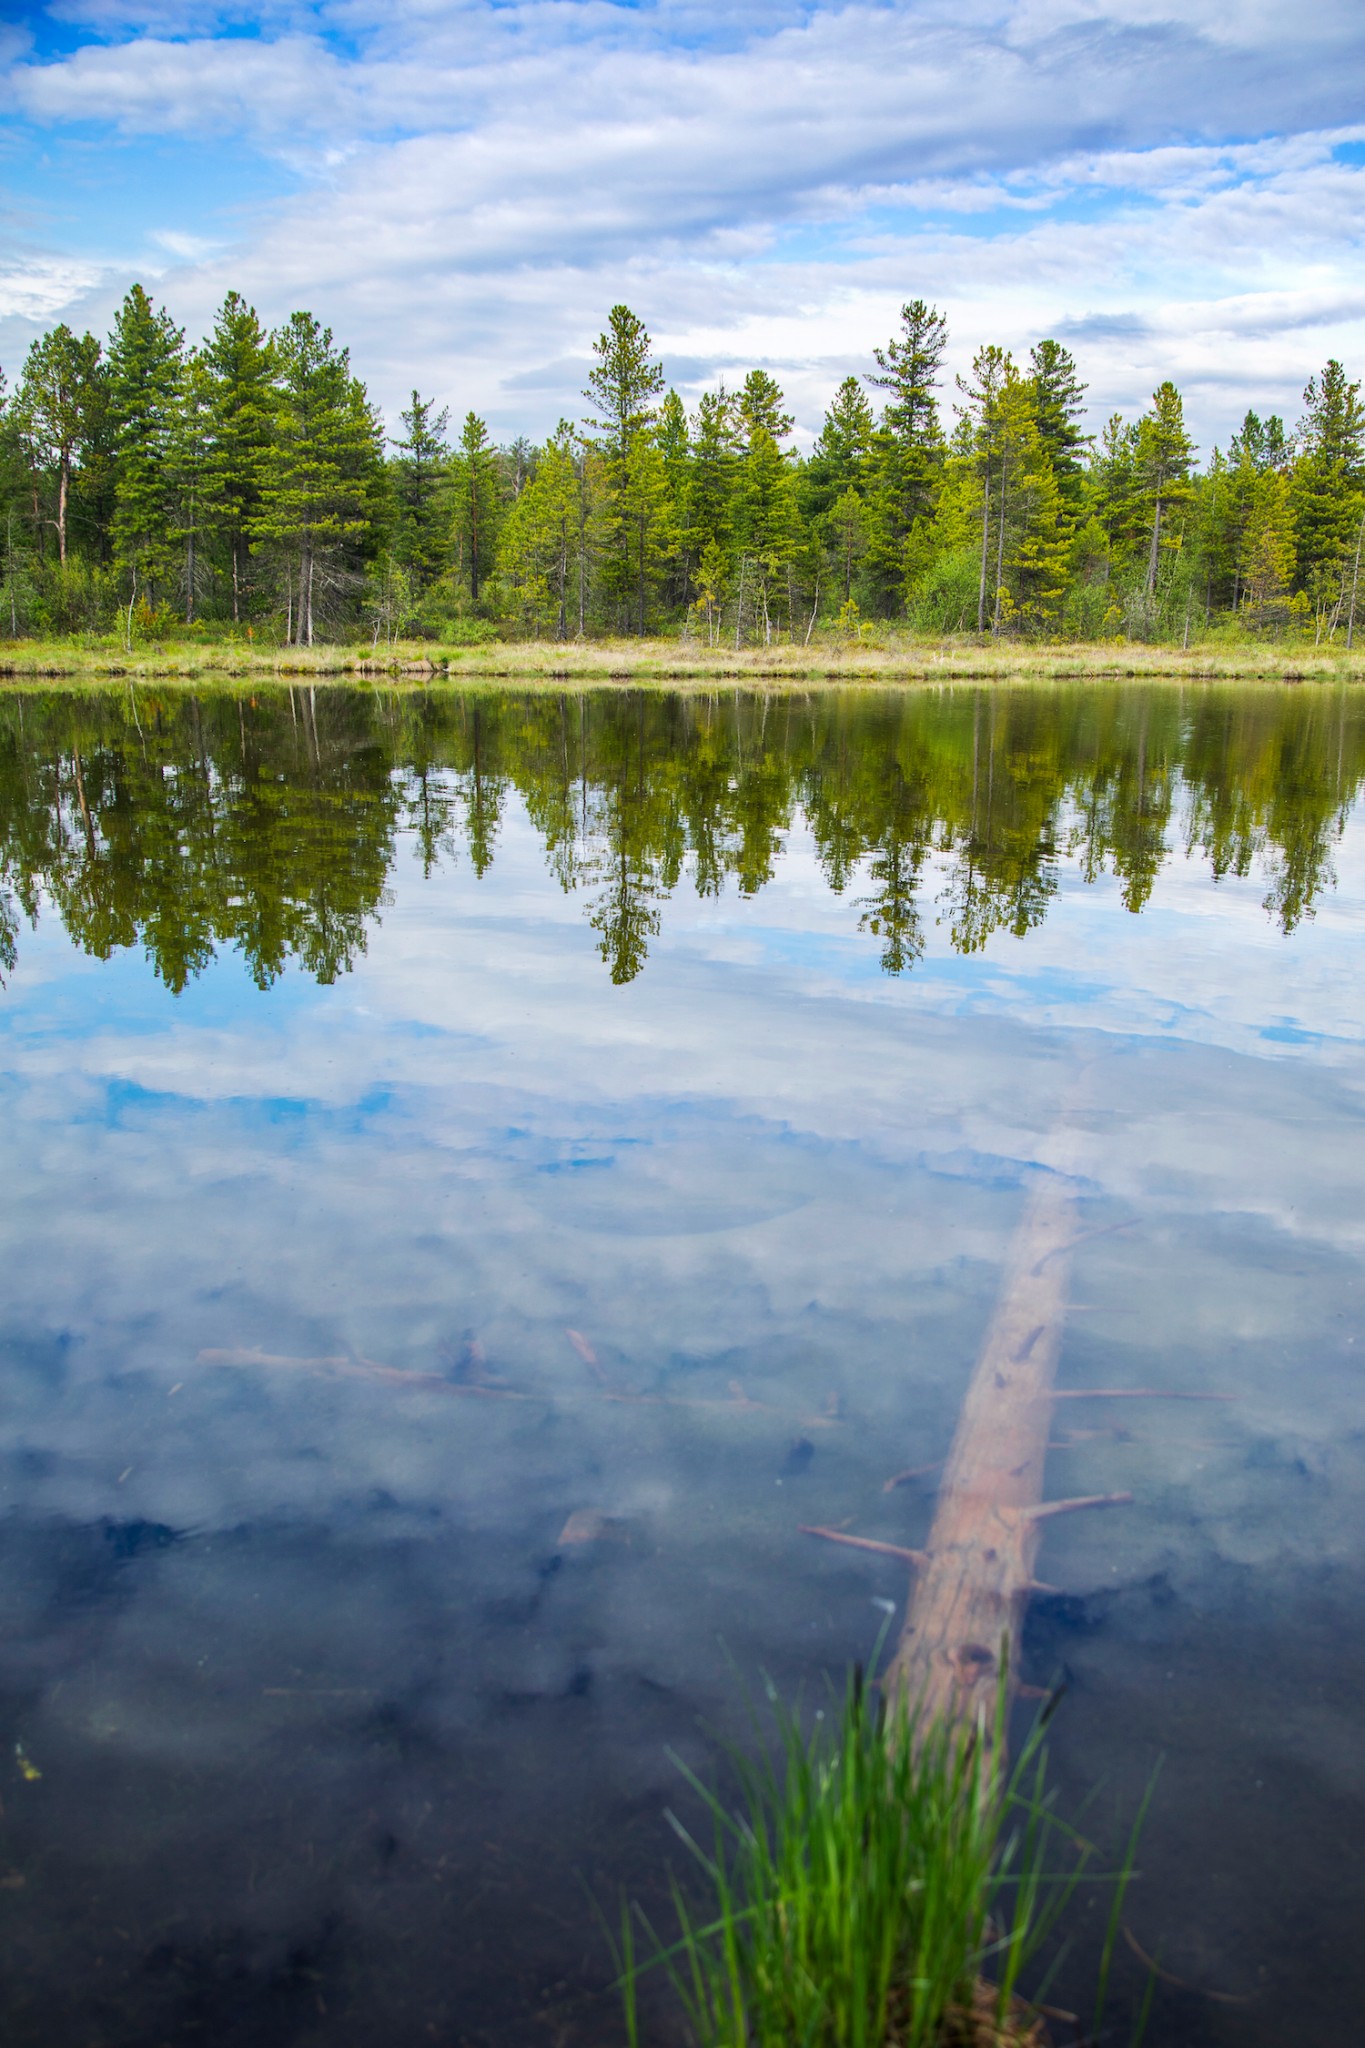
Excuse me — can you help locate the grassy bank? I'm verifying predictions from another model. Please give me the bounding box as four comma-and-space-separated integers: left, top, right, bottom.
2, 632, 1363, 689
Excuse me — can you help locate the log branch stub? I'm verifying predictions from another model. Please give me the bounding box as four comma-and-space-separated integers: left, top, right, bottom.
1030, 1491, 1133, 1521
800, 1527, 929, 1569
1052, 1387, 1233, 1402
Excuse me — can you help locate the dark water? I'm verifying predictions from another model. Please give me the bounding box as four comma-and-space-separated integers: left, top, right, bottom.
1, 682, 1363, 2046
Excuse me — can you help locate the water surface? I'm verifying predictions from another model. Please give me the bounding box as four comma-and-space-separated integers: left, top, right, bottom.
1, 683, 1363, 2046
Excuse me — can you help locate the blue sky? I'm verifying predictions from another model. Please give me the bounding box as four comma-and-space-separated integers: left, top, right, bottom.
2, 1, 1365, 450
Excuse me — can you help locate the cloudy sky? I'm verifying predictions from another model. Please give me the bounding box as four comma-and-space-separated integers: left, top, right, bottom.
1, 0, 1364, 451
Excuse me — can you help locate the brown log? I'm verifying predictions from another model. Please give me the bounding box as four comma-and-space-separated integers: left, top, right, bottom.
883, 1167, 1100, 1735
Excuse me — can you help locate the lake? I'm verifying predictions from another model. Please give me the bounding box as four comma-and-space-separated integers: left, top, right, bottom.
1, 681, 1363, 2046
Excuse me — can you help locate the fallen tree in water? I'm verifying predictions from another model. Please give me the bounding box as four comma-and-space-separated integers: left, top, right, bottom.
806, 1151, 1225, 1744
615, 1150, 1177, 2045
884, 1164, 1126, 1733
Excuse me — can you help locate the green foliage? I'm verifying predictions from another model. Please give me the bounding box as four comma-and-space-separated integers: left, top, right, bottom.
1291, 360, 1365, 618
496, 423, 584, 638
3, 684, 1359, 1003
583, 304, 666, 457
202, 292, 277, 622
449, 410, 502, 606
612, 1668, 1146, 2048
14, 323, 104, 566
583, 307, 670, 631
863, 301, 949, 614
737, 369, 794, 445
106, 284, 185, 598
1029, 339, 1090, 507
805, 376, 875, 522
250, 312, 384, 644
4, 287, 1365, 647
391, 391, 451, 591
910, 545, 981, 633
1135, 382, 1195, 593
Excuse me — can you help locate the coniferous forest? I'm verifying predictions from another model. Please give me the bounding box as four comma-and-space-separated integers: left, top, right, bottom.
2, 291, 1363, 649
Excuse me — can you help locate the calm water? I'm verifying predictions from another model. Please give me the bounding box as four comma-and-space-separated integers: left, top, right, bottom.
1, 682, 1364, 2047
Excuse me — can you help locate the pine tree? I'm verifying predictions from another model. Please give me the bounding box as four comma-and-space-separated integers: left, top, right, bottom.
805, 376, 874, 518
950, 356, 1068, 635
1231, 409, 1289, 474
583, 304, 665, 458
0, 367, 37, 634
106, 284, 185, 603
251, 311, 383, 644
1092, 413, 1143, 565
1191, 447, 1238, 612
824, 487, 868, 606
616, 435, 676, 636
734, 425, 804, 642
1135, 383, 1195, 592
1292, 359, 1365, 597
656, 388, 693, 607
1028, 340, 1090, 510
496, 423, 581, 638
449, 411, 502, 604
582, 306, 666, 632
392, 390, 450, 592
1003, 388, 1069, 632
692, 536, 729, 645
737, 369, 793, 445
686, 387, 741, 567
1239, 470, 1297, 630
16, 324, 103, 566
167, 348, 214, 623
864, 300, 948, 613
202, 293, 277, 625
869, 300, 948, 446
955, 344, 1010, 632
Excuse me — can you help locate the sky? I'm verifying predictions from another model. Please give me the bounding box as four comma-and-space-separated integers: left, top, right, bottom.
1, 0, 1364, 453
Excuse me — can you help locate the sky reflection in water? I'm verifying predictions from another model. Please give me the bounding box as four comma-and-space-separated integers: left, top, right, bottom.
0, 684, 1363, 2047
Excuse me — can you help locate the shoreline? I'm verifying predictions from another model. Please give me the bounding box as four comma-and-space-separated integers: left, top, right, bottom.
2, 634, 1362, 689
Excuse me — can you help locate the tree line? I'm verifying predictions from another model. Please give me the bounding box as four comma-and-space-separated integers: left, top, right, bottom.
1, 684, 1358, 989
2, 292, 1363, 647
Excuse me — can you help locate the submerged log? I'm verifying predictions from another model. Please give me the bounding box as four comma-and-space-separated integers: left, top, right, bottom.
882, 1164, 1111, 1733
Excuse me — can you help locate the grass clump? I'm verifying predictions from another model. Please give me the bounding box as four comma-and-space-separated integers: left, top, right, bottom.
615, 1667, 1148, 2048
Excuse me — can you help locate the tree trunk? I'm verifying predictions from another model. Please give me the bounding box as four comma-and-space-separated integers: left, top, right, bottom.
71, 743, 97, 861
1146, 494, 1163, 593
57, 458, 69, 568
976, 460, 991, 633
577, 481, 588, 636
1347, 514, 1364, 651
638, 513, 647, 635
992, 452, 1008, 634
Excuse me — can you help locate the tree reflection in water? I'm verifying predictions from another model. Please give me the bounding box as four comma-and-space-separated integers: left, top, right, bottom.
0, 682, 1359, 990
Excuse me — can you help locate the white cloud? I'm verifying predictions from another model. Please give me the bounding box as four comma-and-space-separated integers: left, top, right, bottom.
1, 2, 1363, 443
149, 226, 221, 260
0, 253, 107, 322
